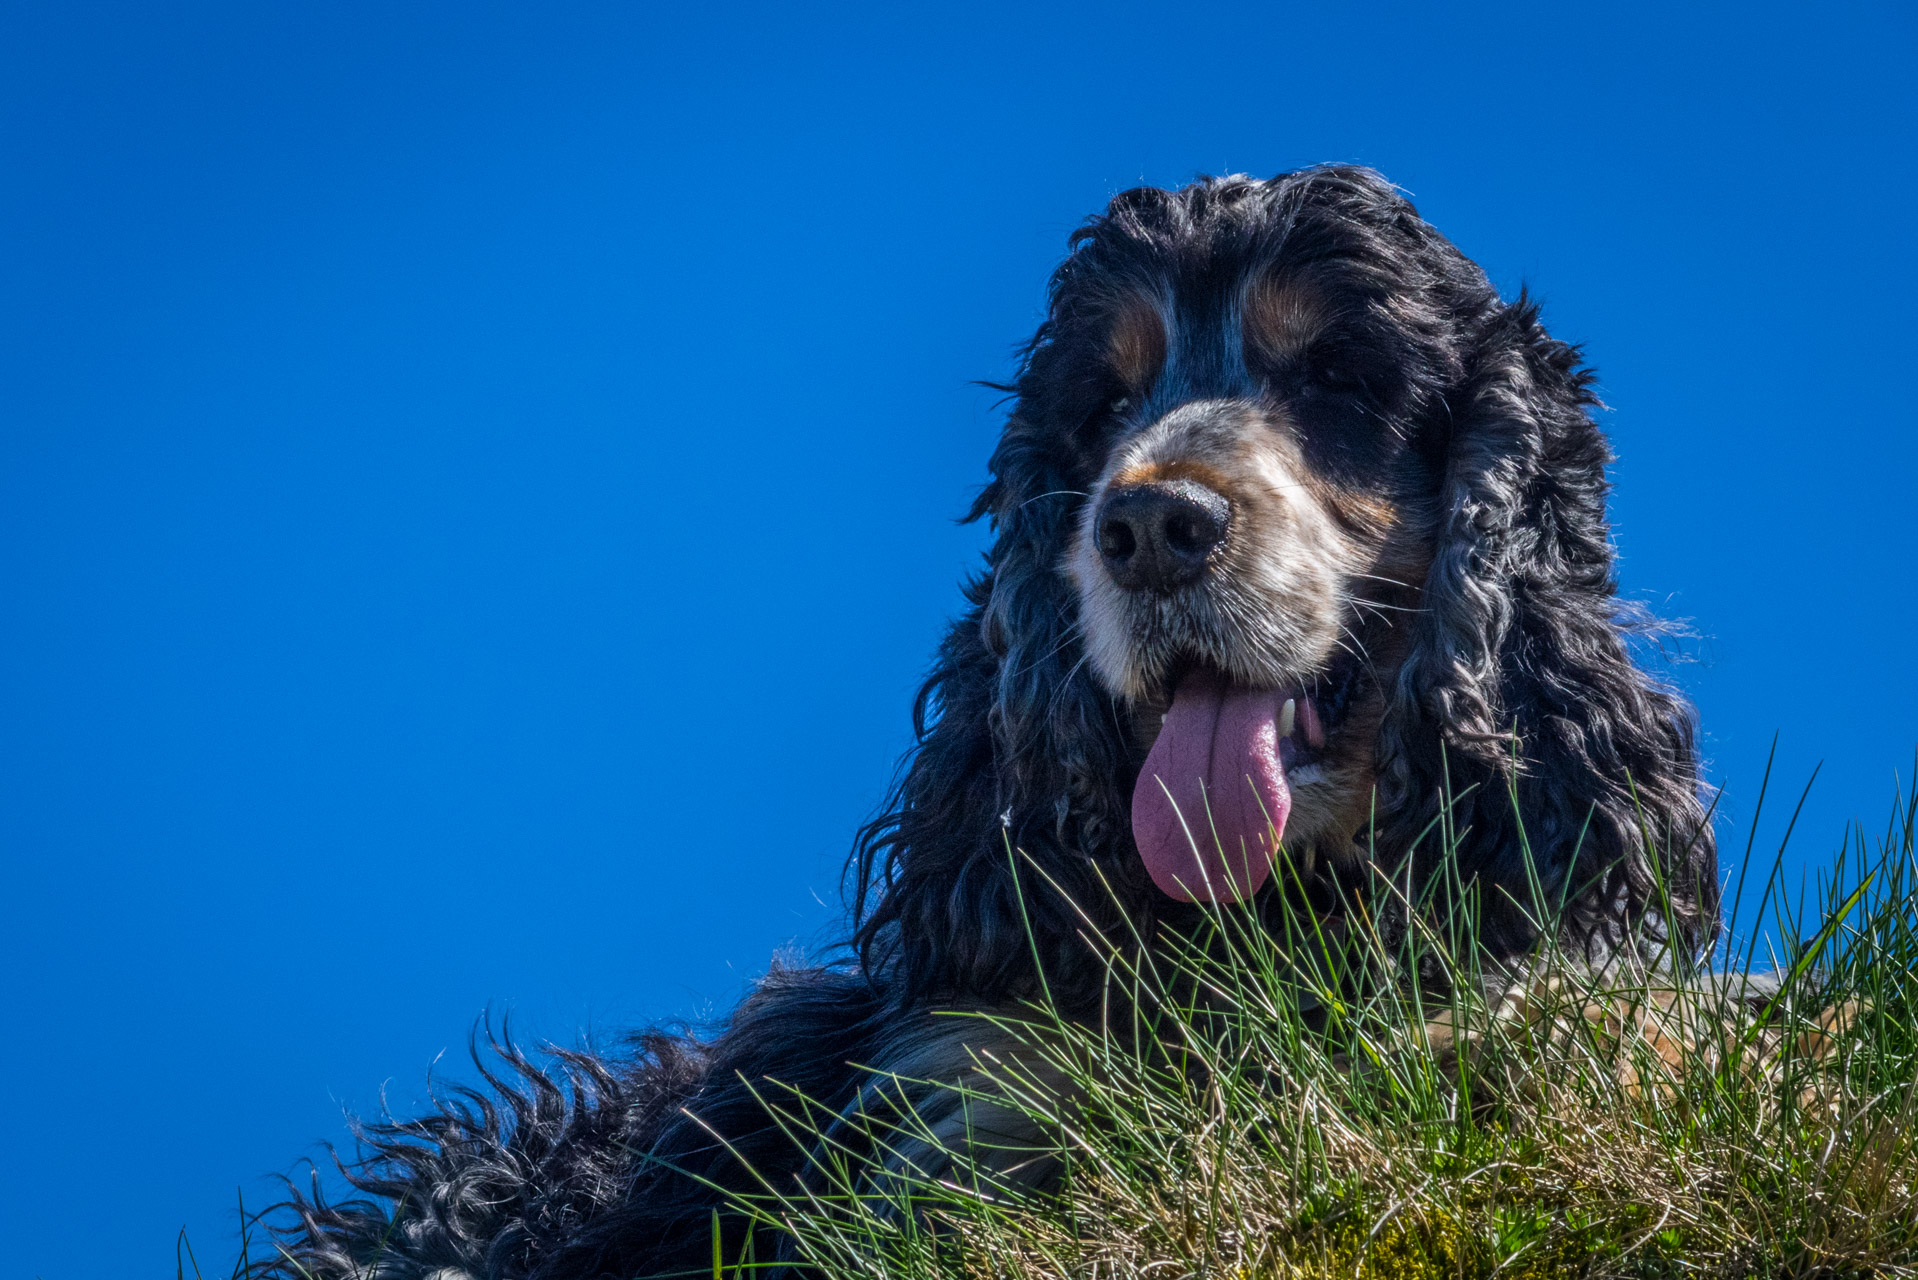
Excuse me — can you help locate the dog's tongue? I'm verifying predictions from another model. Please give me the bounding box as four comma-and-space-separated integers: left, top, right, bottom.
1132, 671, 1290, 903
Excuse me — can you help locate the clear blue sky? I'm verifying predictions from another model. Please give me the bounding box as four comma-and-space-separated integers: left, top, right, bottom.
1, 1, 1912, 1271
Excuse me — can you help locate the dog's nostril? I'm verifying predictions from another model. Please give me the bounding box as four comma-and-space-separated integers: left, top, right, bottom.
1094, 480, 1230, 591
1163, 513, 1209, 557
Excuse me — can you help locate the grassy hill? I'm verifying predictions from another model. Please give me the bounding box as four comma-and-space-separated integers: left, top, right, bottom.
714, 777, 1918, 1280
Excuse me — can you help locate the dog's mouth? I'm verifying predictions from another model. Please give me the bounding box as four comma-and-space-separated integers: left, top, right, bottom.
1132, 656, 1364, 904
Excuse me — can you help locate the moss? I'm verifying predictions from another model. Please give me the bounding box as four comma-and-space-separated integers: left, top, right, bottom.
1264, 1189, 1693, 1280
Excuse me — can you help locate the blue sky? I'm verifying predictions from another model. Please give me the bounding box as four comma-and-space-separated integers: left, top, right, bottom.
1, 1, 1912, 1270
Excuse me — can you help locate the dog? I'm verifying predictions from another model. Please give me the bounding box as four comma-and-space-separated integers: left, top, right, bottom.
258, 165, 1718, 1279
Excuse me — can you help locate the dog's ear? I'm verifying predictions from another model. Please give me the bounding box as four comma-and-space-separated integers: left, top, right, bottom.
850, 383, 1141, 1008
1375, 294, 1717, 958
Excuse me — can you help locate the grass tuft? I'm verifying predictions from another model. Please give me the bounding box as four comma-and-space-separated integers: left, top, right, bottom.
715, 769, 1918, 1280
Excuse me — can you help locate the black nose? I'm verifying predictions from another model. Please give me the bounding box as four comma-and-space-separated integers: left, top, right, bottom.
1095, 480, 1231, 591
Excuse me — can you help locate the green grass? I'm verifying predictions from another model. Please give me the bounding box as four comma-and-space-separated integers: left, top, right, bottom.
708, 766, 1918, 1280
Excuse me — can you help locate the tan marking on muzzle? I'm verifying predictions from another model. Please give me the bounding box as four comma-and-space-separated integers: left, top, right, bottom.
1108, 457, 1236, 497
1303, 476, 1402, 539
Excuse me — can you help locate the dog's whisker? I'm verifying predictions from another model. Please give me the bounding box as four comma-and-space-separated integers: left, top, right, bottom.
1343, 592, 1419, 617
1009, 618, 1089, 684
1347, 571, 1415, 590
1020, 489, 1091, 508
1045, 650, 1100, 722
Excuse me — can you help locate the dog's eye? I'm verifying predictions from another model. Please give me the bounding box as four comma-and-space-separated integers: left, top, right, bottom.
1310, 363, 1363, 393
1072, 393, 1133, 452
1086, 394, 1130, 427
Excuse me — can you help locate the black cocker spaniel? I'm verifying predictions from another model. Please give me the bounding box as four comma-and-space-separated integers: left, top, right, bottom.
261, 166, 1717, 1279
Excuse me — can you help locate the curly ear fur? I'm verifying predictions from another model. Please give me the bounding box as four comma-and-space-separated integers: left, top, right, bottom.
851, 401, 1146, 1009
1376, 294, 1717, 960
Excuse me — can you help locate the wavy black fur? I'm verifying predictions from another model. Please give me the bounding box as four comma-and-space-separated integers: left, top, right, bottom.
256, 166, 1717, 1278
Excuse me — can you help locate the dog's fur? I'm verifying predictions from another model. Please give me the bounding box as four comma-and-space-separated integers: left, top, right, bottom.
258, 166, 1717, 1279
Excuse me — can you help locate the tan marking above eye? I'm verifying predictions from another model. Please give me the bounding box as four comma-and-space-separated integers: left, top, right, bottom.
1242, 275, 1324, 366
1106, 299, 1166, 393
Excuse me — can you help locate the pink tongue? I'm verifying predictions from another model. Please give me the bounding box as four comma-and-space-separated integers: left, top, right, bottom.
1132, 671, 1290, 903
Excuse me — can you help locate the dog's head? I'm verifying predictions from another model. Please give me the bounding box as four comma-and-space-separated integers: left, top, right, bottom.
856, 167, 1716, 1006
1054, 187, 1457, 901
